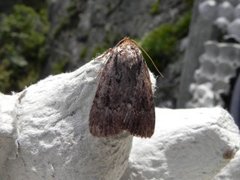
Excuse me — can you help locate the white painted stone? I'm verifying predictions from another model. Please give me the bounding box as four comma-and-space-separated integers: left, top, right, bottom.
0, 53, 134, 180
187, 83, 218, 108
214, 150, 240, 180
234, 3, 240, 18
0, 52, 239, 180
218, 1, 234, 20
198, 0, 217, 20
227, 18, 240, 38
121, 108, 240, 180
214, 17, 230, 32
0, 93, 17, 176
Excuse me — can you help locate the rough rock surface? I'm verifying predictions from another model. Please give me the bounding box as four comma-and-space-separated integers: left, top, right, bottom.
214, 149, 240, 179
188, 41, 240, 108
121, 108, 240, 180
178, 0, 240, 107
0, 37, 239, 179
186, 83, 222, 108
0, 93, 17, 176
46, 0, 188, 73
1, 71, 240, 179
0, 54, 133, 180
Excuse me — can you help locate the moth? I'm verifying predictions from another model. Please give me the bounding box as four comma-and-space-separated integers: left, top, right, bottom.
89, 37, 155, 138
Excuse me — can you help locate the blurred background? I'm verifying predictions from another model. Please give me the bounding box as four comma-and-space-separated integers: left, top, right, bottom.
0, 0, 240, 127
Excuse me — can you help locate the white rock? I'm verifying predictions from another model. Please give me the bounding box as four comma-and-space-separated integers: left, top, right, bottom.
0, 93, 17, 176
198, 0, 217, 20
187, 83, 217, 108
214, 150, 240, 179
214, 17, 230, 32
0, 55, 133, 180
227, 18, 240, 38
218, 1, 234, 20
234, 4, 240, 18
121, 108, 240, 180
0, 50, 239, 180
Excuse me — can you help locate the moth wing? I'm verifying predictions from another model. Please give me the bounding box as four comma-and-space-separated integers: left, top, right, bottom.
89, 54, 123, 137
122, 54, 155, 137
89, 49, 155, 137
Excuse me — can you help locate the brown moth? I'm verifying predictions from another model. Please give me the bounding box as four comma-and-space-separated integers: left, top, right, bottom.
89, 37, 155, 138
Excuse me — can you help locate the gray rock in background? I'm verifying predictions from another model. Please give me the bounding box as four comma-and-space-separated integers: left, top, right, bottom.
178, 0, 218, 108
0, 93, 16, 176
121, 108, 240, 180
45, 0, 188, 74
218, 1, 234, 20
1, 69, 240, 179
214, 150, 240, 179
1, 53, 133, 180
178, 0, 240, 108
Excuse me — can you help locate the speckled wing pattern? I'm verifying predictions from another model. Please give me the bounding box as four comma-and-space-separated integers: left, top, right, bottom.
89, 38, 155, 138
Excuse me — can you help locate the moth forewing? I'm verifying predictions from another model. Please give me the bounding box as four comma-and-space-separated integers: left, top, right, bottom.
89, 38, 155, 138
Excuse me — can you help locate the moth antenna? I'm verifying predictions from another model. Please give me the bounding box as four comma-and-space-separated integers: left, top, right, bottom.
131, 39, 164, 78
